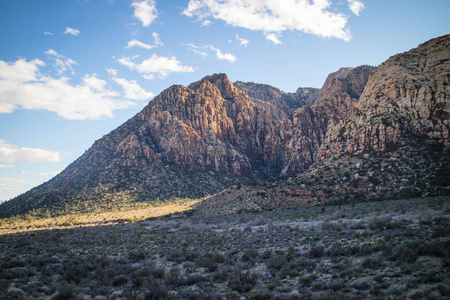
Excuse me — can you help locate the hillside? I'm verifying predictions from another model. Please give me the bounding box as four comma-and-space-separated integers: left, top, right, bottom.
1, 35, 449, 218
195, 34, 450, 215
0, 67, 372, 218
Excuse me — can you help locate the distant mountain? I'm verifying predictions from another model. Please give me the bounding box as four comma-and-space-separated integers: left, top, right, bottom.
1, 35, 449, 218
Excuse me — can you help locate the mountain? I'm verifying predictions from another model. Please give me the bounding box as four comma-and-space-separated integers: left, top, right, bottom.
263, 65, 375, 177
195, 34, 450, 215
1, 35, 449, 218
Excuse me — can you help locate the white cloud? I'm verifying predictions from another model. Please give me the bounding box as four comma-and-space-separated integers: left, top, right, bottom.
183, 0, 352, 41
0, 140, 60, 168
44, 32, 53, 35
112, 77, 154, 100
126, 40, 154, 49
106, 68, 118, 76
126, 32, 163, 49
132, 0, 158, 27
201, 19, 211, 27
152, 32, 163, 46
207, 46, 237, 63
347, 0, 365, 16
235, 34, 249, 47
186, 43, 209, 57
64, 27, 80, 36
117, 54, 195, 79
187, 44, 236, 63
45, 49, 78, 75
265, 33, 283, 45
0, 58, 131, 120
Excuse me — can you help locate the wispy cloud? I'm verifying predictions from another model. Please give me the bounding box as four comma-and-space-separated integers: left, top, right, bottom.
45, 49, 78, 75
64, 27, 80, 36
235, 34, 249, 47
105, 68, 118, 76
0, 58, 131, 120
132, 0, 158, 27
117, 54, 195, 79
265, 33, 283, 45
112, 77, 154, 100
43, 32, 53, 36
187, 44, 237, 63
347, 0, 365, 16
183, 0, 352, 41
201, 19, 211, 27
0, 140, 60, 168
208, 46, 236, 63
126, 32, 163, 49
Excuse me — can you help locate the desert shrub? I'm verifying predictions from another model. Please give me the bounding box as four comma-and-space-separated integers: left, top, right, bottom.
150, 266, 165, 279
144, 277, 169, 300
55, 281, 75, 300
128, 249, 147, 261
242, 248, 259, 262
266, 254, 287, 272
63, 264, 85, 283
196, 251, 224, 272
417, 240, 449, 258
112, 274, 129, 287
185, 273, 203, 285
279, 263, 299, 279
362, 257, 380, 269
308, 245, 324, 258
165, 267, 185, 287
197, 257, 218, 272
390, 245, 418, 262
7, 287, 26, 300
227, 268, 258, 293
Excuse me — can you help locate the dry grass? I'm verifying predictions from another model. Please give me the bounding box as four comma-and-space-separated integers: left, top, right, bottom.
0, 199, 200, 236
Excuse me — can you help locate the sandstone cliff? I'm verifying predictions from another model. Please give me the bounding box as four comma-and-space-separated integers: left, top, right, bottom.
263, 65, 375, 177
0, 74, 287, 217
195, 35, 450, 215
319, 35, 450, 158
2, 35, 448, 218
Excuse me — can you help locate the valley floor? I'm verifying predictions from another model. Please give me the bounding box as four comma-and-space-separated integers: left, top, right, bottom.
0, 197, 449, 299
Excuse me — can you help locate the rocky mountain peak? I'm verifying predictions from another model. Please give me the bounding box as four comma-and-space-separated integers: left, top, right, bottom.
2, 35, 448, 219
319, 34, 450, 158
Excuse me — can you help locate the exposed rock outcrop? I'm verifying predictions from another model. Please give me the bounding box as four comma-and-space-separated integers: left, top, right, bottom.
263, 66, 375, 177
2, 35, 448, 218
319, 35, 450, 158
195, 35, 450, 215
234, 81, 319, 116
0, 74, 286, 217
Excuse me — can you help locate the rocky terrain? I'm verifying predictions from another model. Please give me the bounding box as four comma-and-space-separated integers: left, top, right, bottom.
1, 34, 449, 219
195, 35, 450, 215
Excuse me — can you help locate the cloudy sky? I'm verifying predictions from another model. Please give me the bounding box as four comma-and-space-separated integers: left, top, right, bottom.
0, 0, 449, 202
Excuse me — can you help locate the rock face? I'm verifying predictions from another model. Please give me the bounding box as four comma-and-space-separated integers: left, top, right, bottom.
319, 35, 450, 158
0, 74, 289, 217
1, 35, 449, 218
263, 65, 375, 177
195, 34, 450, 215
234, 81, 319, 117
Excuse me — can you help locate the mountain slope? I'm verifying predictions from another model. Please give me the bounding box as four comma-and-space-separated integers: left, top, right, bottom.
3, 35, 448, 218
1, 74, 290, 217
263, 65, 374, 177
195, 34, 450, 215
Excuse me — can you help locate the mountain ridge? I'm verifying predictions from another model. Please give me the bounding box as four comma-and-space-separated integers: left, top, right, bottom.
1, 34, 449, 218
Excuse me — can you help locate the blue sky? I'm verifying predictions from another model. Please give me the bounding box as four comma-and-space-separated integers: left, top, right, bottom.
0, 0, 449, 203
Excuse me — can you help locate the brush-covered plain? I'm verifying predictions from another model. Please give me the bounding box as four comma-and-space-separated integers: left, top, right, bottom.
1, 196, 449, 299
